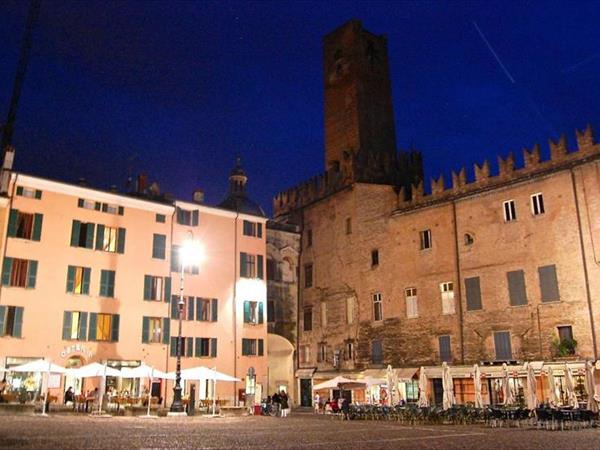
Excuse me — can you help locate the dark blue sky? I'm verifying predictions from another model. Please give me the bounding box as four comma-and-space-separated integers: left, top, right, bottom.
1, 1, 599, 215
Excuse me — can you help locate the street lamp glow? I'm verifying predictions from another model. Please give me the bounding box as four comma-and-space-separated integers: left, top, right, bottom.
180, 239, 205, 267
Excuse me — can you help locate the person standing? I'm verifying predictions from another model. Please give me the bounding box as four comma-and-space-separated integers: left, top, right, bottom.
280, 390, 289, 418
314, 392, 320, 414
272, 391, 281, 417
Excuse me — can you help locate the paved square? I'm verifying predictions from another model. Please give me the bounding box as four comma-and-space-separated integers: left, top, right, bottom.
0, 413, 598, 449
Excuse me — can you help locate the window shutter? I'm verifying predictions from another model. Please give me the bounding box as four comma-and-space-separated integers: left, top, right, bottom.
258, 339, 264, 356
95, 224, 105, 250
164, 277, 171, 302
111, 314, 120, 342
77, 198, 84, 208
85, 223, 94, 249
243, 301, 250, 323
7, 209, 18, 237
257, 255, 264, 279
152, 234, 166, 259
82, 268, 91, 295
211, 298, 218, 322
94, 202, 101, 211
1, 258, 12, 286
32, 214, 43, 241
258, 302, 264, 324
109, 271, 115, 297
195, 337, 201, 357
143, 275, 152, 300
118, 206, 124, 216
187, 297, 195, 321
27, 260, 37, 288
240, 253, 247, 277
62, 312, 72, 340
171, 296, 178, 319
16, 186, 23, 195
13, 307, 23, 337
176, 207, 183, 224
0, 306, 5, 336
465, 277, 482, 311
34, 190, 42, 199
257, 223, 262, 238
101, 203, 108, 212
192, 210, 199, 226
241, 339, 248, 356
79, 312, 88, 341
186, 337, 193, 357
162, 318, 170, 344
99, 270, 107, 296
195, 297, 202, 321
88, 313, 97, 341
211, 338, 217, 357
539, 265, 560, 302
170, 337, 177, 357
507, 270, 527, 306
142, 317, 150, 343
439, 336, 451, 362
66, 266, 76, 292
70, 220, 81, 247
117, 228, 126, 254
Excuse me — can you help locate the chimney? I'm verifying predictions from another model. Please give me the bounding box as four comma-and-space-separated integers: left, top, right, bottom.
192, 189, 205, 204
78, 177, 87, 187
110, 185, 118, 193
136, 174, 147, 194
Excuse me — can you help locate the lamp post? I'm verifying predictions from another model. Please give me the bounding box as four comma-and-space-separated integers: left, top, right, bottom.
169, 235, 204, 414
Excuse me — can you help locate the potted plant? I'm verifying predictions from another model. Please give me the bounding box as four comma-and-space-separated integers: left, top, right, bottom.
553, 337, 577, 357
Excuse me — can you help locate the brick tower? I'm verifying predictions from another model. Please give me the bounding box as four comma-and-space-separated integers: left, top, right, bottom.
323, 20, 398, 185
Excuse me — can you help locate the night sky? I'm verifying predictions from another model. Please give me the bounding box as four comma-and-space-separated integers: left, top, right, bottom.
1, 1, 599, 215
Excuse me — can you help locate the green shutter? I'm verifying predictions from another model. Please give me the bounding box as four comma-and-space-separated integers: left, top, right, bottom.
82, 268, 91, 295
142, 317, 150, 343
85, 223, 94, 249
257, 255, 264, 279
118, 206, 124, 216
101, 203, 108, 212
143, 275, 152, 300
16, 186, 23, 196
108, 271, 115, 297
13, 307, 23, 337
32, 213, 43, 241
66, 266, 76, 292
77, 198, 84, 208
88, 313, 97, 341
94, 202, 101, 211
111, 314, 120, 342
186, 337, 193, 357
242, 339, 249, 356
62, 311, 72, 340
211, 298, 218, 322
211, 338, 217, 357
171, 296, 178, 319
194, 337, 200, 357
34, 190, 42, 199
187, 297, 195, 321
2, 258, 12, 285
170, 337, 177, 357
162, 318, 170, 344
70, 220, 81, 247
240, 253, 247, 277
0, 306, 5, 336
78, 312, 88, 341
258, 339, 264, 356
156, 214, 165, 223
257, 223, 263, 238
192, 210, 199, 226
99, 270, 107, 296
95, 224, 105, 250
152, 234, 166, 259
27, 260, 37, 288
243, 301, 250, 323
117, 228, 126, 254
164, 277, 171, 302
196, 297, 203, 321
258, 302, 264, 324
7, 209, 18, 237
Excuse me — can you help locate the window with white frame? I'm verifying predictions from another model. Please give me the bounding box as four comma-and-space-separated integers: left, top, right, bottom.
531, 193, 545, 216
440, 282, 455, 315
299, 345, 310, 364
420, 229, 432, 250
372, 292, 383, 321
503, 200, 517, 222
405, 288, 418, 318
344, 341, 354, 360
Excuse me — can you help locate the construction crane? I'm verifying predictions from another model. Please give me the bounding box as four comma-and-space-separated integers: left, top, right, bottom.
0, 0, 42, 194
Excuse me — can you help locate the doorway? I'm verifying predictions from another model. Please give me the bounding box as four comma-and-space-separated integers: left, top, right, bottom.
432, 378, 443, 406
299, 378, 312, 407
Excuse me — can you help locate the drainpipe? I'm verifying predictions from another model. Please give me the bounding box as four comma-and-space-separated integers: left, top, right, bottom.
233, 210, 239, 405
0, 173, 17, 308
164, 204, 176, 405
451, 201, 465, 363
570, 168, 597, 359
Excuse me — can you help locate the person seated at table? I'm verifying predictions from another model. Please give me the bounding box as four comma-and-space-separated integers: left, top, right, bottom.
64, 387, 75, 406
330, 398, 339, 413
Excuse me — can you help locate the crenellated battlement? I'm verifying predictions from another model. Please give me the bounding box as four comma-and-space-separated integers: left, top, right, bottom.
396, 124, 598, 211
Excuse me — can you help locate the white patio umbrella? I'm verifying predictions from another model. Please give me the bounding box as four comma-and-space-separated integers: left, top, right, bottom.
584, 361, 598, 413
67, 362, 121, 414
546, 366, 559, 406
312, 375, 361, 391
441, 362, 455, 410
361, 376, 386, 387
121, 363, 169, 417
386, 365, 395, 406
473, 364, 484, 408
417, 367, 429, 407
564, 364, 579, 409
524, 362, 537, 410
502, 363, 515, 406
10, 359, 66, 415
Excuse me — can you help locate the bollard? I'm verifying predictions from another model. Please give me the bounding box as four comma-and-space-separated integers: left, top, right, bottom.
188, 385, 196, 416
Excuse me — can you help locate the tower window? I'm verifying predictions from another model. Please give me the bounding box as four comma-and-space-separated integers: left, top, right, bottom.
531, 193, 545, 216
420, 229, 432, 250
503, 200, 517, 222
464, 233, 474, 246
371, 249, 379, 267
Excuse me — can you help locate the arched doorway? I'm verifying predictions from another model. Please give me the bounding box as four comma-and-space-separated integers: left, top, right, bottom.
64, 356, 85, 395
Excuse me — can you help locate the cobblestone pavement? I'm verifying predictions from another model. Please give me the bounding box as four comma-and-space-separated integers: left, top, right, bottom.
0, 413, 599, 449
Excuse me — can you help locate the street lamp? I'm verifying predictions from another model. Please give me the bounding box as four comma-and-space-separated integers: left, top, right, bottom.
170, 235, 204, 414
